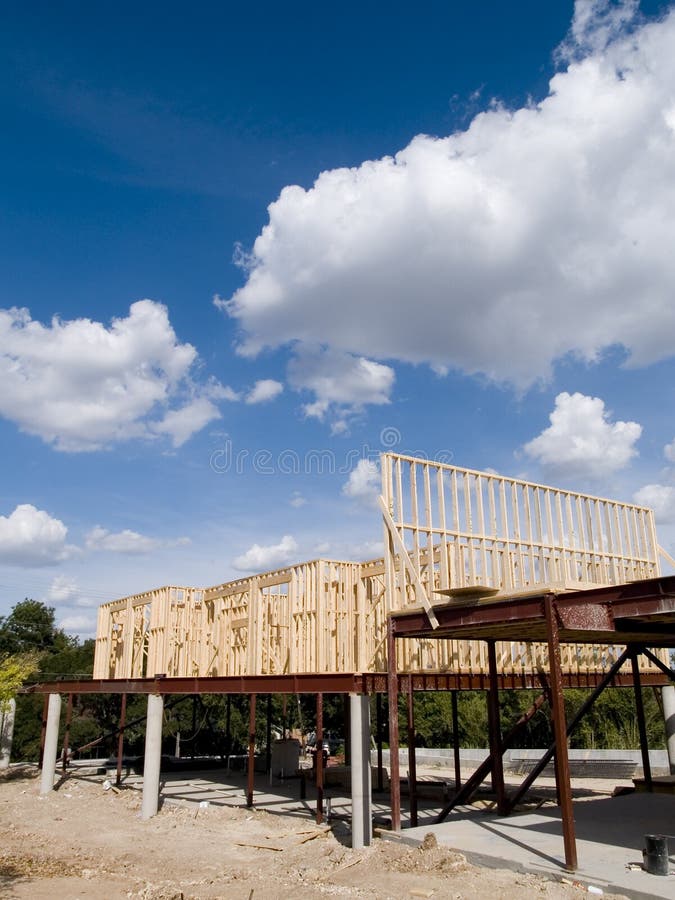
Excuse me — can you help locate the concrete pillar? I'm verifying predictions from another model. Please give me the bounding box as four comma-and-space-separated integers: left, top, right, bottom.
349, 693, 372, 849
141, 694, 164, 820
39, 693, 62, 794
662, 685, 675, 775
0, 698, 16, 769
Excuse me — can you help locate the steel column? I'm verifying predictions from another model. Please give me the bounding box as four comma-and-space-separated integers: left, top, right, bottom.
386, 617, 401, 831
486, 641, 507, 813
545, 595, 577, 872
266, 694, 273, 775
246, 694, 256, 808
376, 693, 384, 792
61, 693, 73, 773
315, 692, 324, 825
406, 674, 418, 826
116, 692, 127, 786
630, 650, 652, 790
451, 690, 461, 789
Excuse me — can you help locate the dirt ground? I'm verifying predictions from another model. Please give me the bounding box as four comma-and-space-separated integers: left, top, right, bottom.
0, 767, 624, 900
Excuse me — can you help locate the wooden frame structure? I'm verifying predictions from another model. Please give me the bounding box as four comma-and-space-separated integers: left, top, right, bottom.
94, 455, 669, 682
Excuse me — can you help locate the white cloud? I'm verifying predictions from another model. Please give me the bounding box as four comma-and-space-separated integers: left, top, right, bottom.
522, 391, 641, 478
288, 346, 394, 428
0, 504, 75, 566
47, 575, 80, 602
232, 534, 298, 571
151, 396, 221, 447
222, 6, 675, 388
560, 0, 640, 59
289, 491, 307, 508
85, 526, 160, 554
665, 439, 675, 463
633, 483, 675, 524
0, 300, 232, 451
245, 379, 284, 404
58, 613, 97, 639
342, 459, 381, 506
350, 539, 385, 559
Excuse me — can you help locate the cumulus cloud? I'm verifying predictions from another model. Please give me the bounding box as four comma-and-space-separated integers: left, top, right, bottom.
85, 526, 161, 554
289, 491, 307, 508
47, 575, 80, 602
522, 391, 641, 478
0, 300, 234, 451
58, 613, 97, 638
288, 346, 394, 429
221, 5, 675, 388
0, 504, 75, 566
560, 0, 640, 59
232, 534, 298, 571
342, 459, 381, 506
245, 379, 284, 404
633, 483, 675, 524
84, 526, 189, 554
665, 439, 675, 463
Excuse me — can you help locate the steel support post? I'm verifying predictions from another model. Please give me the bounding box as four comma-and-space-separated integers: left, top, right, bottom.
266, 694, 273, 775
406, 674, 418, 827
451, 690, 462, 789
545, 595, 577, 872
61, 693, 73, 773
386, 617, 401, 831
486, 641, 507, 813
350, 693, 372, 849
40, 693, 62, 795
141, 693, 164, 819
315, 692, 324, 825
116, 692, 127, 786
246, 694, 256, 808
376, 693, 384, 792
225, 695, 232, 761
630, 650, 652, 790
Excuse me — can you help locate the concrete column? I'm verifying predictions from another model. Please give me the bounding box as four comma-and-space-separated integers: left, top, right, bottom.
662, 685, 675, 775
0, 698, 16, 769
141, 694, 164, 820
349, 693, 372, 849
39, 693, 62, 794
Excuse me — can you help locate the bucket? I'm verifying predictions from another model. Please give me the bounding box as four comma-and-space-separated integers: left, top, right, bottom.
643, 834, 669, 876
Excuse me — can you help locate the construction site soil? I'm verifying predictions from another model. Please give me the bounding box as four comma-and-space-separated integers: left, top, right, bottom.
0, 767, 625, 900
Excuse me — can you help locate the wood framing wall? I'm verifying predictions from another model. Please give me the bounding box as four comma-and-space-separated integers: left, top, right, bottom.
94, 455, 667, 681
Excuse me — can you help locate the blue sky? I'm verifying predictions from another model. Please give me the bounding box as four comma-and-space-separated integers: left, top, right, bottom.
1, 0, 674, 635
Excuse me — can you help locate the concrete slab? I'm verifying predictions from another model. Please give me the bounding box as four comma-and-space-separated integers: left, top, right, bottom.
395, 792, 675, 900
